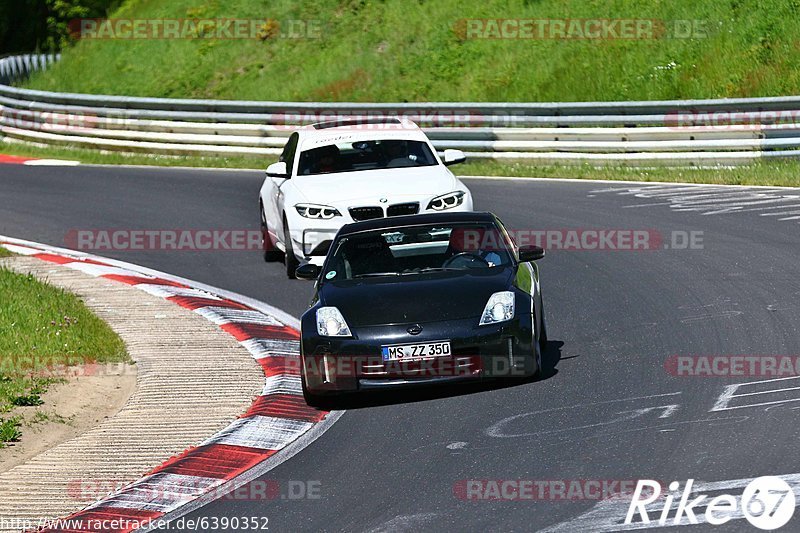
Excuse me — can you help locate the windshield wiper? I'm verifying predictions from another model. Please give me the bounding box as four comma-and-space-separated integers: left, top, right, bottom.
353, 272, 401, 278
401, 267, 459, 275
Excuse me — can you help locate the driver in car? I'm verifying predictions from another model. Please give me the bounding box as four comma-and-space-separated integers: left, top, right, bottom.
447, 227, 505, 267
384, 140, 416, 167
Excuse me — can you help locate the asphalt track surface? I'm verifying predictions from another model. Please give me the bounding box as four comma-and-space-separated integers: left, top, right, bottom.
1, 164, 799, 532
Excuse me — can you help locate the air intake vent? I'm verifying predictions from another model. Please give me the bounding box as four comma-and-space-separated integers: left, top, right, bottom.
349, 206, 384, 221
387, 202, 419, 217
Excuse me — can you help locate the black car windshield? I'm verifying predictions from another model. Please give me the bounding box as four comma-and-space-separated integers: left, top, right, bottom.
323, 222, 515, 281
297, 139, 438, 175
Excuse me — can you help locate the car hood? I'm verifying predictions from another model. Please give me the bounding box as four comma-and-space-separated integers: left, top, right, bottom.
319, 268, 515, 327
292, 166, 459, 205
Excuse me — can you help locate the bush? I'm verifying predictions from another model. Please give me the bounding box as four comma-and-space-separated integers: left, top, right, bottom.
0, 0, 118, 54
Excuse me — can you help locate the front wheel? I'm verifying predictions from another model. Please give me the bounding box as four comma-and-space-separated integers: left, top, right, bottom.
261, 206, 282, 262
538, 300, 548, 350
284, 219, 300, 279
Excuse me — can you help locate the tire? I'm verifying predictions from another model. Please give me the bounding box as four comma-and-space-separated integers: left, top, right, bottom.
260, 205, 282, 262
532, 300, 547, 379
283, 218, 300, 279
532, 340, 543, 379
538, 299, 548, 349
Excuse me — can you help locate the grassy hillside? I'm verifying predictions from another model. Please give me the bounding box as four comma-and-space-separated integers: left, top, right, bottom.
22, 0, 800, 102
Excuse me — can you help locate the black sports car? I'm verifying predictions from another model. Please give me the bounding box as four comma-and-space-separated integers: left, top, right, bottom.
295, 211, 547, 407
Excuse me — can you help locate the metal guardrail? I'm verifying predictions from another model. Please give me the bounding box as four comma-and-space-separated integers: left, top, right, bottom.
2, 54, 800, 166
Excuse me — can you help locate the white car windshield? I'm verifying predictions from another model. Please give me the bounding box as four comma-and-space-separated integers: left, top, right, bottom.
298, 139, 438, 175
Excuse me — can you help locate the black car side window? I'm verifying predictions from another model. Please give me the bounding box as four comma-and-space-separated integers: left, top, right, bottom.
280, 132, 299, 173
495, 218, 519, 259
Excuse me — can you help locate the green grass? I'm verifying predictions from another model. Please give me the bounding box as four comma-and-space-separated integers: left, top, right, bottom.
459, 159, 800, 187
0, 140, 269, 169
2, 140, 800, 187
0, 248, 11, 258
21, 0, 800, 102
0, 266, 130, 446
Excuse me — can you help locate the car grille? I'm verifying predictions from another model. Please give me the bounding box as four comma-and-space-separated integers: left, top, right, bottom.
387, 202, 419, 217
349, 206, 384, 221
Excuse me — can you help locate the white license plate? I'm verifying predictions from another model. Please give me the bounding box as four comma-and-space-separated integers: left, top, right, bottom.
381, 340, 451, 361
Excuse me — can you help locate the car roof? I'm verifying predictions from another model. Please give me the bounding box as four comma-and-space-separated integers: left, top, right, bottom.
295, 118, 429, 149
338, 211, 498, 236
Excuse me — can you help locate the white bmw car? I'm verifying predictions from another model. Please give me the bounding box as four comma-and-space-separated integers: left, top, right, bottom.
259, 118, 474, 278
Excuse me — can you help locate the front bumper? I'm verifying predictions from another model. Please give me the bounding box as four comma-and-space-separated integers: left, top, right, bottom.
286, 195, 474, 263
301, 313, 534, 394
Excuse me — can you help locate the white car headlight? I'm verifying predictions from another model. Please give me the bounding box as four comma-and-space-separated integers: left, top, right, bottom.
479, 291, 515, 326
427, 191, 465, 211
316, 306, 352, 337
296, 203, 341, 219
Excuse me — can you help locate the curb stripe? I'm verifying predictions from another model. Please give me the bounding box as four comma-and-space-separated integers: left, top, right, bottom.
261, 374, 303, 396
90, 474, 223, 513
220, 322, 300, 342
0, 238, 335, 533
104, 274, 188, 288
241, 338, 301, 359
136, 284, 223, 300
166, 295, 250, 311
258, 356, 301, 377
148, 444, 276, 480
243, 394, 327, 423
202, 416, 314, 450
194, 307, 284, 326
0, 154, 36, 165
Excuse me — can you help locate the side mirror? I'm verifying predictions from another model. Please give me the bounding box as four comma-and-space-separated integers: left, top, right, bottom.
518, 245, 545, 262
442, 149, 466, 166
295, 263, 321, 281
266, 161, 289, 178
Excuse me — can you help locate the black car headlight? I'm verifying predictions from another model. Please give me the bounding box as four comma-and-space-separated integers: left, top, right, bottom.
479, 291, 515, 325
427, 191, 465, 211
296, 203, 341, 219
316, 306, 352, 337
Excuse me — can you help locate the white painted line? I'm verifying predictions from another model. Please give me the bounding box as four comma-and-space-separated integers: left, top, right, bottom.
590, 183, 800, 223
711, 377, 800, 412
23, 158, 80, 166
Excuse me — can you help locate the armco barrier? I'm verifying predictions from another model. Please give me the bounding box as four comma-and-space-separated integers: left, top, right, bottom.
2, 54, 800, 165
